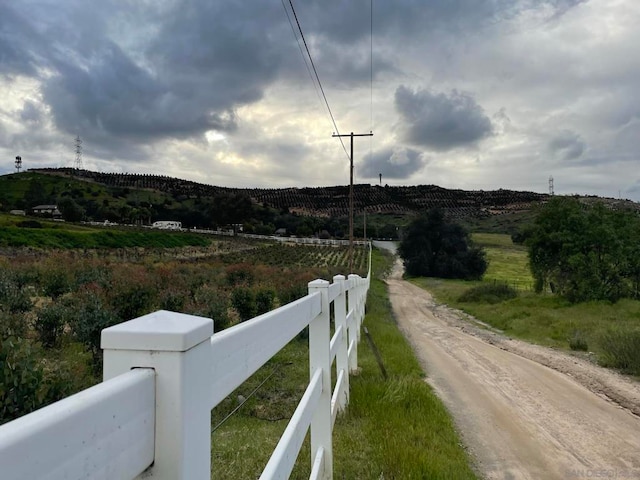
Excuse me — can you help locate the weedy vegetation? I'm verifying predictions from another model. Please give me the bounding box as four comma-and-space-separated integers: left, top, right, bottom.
0, 230, 478, 478
413, 232, 640, 376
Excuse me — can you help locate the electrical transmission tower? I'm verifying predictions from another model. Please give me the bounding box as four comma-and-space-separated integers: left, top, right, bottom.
14, 156, 22, 173
549, 176, 554, 196
74, 136, 83, 171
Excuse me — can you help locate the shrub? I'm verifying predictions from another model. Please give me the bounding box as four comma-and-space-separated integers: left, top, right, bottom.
68, 294, 119, 371
159, 290, 186, 312
255, 288, 276, 315
278, 283, 308, 305
39, 267, 72, 300
226, 264, 255, 287
34, 302, 67, 348
111, 284, 156, 321
0, 313, 28, 339
458, 282, 518, 304
191, 285, 231, 331
0, 274, 32, 313
598, 328, 640, 375
232, 287, 257, 322
0, 336, 45, 423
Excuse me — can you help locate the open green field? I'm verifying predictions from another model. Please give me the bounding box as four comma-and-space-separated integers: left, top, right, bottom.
472, 233, 533, 290
413, 233, 640, 375
0, 213, 214, 249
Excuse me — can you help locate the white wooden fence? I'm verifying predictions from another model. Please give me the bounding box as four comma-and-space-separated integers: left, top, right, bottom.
0, 249, 371, 479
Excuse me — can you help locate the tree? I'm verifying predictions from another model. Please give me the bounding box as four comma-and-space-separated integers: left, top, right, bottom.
398, 210, 487, 280
57, 197, 84, 222
526, 197, 638, 302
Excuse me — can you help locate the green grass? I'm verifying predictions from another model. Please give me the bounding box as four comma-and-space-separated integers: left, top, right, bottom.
472, 233, 533, 290
211, 248, 478, 479
0, 220, 212, 249
411, 233, 640, 376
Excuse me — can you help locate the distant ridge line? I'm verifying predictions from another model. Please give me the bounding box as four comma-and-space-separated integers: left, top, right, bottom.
30, 167, 550, 219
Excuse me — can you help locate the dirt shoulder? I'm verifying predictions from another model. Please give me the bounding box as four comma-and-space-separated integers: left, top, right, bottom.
386, 259, 640, 480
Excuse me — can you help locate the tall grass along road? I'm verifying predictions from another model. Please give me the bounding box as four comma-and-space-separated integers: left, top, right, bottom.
385, 258, 640, 479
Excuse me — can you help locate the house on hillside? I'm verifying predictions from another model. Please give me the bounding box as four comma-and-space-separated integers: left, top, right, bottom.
32, 204, 61, 218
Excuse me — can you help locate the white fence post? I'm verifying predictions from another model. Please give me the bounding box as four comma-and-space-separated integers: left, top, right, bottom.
101, 310, 214, 480
332, 275, 349, 410
347, 274, 360, 372
308, 279, 333, 480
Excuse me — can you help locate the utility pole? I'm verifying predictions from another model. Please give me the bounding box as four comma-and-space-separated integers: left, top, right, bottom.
332, 131, 373, 273
363, 209, 367, 243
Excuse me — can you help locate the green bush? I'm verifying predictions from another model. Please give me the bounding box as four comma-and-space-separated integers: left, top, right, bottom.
39, 268, 72, 300
109, 285, 154, 321
34, 303, 68, 348
232, 287, 257, 322
226, 264, 255, 286
598, 327, 640, 375
0, 313, 28, 339
0, 336, 45, 423
255, 288, 275, 315
68, 295, 119, 371
0, 274, 32, 313
458, 282, 518, 304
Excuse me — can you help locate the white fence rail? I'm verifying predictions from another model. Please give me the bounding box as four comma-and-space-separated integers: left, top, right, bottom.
0, 246, 372, 480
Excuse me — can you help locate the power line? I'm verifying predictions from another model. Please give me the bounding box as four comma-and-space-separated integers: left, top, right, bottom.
287, 0, 350, 161
280, 0, 324, 111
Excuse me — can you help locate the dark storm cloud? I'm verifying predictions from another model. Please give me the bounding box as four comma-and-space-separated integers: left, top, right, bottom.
0, 4, 41, 76
2, 1, 288, 159
394, 86, 493, 151
548, 130, 586, 161
361, 147, 426, 179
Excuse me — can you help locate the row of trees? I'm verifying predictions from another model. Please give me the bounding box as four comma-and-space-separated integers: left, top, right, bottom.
399, 198, 640, 304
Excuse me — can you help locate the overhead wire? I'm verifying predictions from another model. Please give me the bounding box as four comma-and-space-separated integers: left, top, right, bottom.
369, 0, 374, 184
280, 0, 324, 114
286, 0, 350, 161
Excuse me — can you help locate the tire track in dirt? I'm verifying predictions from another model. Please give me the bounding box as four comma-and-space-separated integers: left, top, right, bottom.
385, 259, 640, 480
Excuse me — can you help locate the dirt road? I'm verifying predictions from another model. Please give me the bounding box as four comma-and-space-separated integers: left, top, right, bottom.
385, 258, 640, 480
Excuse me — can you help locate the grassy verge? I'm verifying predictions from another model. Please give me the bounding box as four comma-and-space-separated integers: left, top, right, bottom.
412, 233, 640, 376
210, 248, 478, 479
0, 218, 212, 248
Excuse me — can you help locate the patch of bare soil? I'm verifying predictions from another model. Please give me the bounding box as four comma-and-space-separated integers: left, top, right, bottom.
386, 259, 640, 480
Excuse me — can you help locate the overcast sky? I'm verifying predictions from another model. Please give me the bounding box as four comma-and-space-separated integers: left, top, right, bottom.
1, 0, 639, 199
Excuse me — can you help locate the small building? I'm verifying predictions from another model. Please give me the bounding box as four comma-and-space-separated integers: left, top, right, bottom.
32, 205, 62, 217
274, 228, 287, 236
9, 210, 26, 216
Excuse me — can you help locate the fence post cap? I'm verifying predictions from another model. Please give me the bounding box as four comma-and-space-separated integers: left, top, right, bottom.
308, 279, 330, 289
333, 274, 346, 281
101, 310, 213, 352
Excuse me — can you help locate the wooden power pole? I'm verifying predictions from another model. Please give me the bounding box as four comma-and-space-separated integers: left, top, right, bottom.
332, 131, 373, 273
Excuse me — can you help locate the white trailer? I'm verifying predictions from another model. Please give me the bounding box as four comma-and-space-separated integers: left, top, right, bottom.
152, 221, 182, 230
